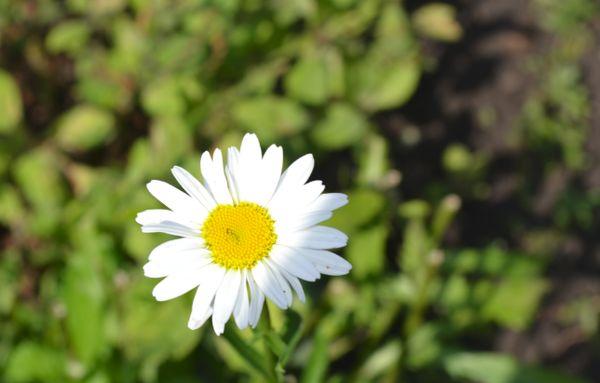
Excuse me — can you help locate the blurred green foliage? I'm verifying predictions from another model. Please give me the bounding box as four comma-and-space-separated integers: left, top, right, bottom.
0, 0, 598, 382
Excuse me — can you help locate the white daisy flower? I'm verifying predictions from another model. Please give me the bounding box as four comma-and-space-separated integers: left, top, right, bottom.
136, 133, 351, 335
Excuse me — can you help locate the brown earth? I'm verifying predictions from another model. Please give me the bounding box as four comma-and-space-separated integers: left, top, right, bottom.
385, 0, 600, 380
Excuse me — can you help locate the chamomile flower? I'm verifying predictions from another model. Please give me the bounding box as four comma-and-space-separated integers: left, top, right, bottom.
136, 133, 351, 335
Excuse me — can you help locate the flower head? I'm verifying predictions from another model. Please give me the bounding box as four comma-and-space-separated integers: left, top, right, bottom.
136, 133, 351, 335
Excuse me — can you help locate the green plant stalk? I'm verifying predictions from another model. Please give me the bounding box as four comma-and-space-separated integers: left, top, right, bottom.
403, 249, 444, 335
259, 308, 285, 383
405, 195, 460, 334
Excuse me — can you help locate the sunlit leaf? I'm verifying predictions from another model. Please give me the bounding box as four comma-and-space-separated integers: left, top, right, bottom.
444, 352, 588, 383
0, 70, 22, 133
482, 278, 549, 330
46, 20, 90, 54
63, 254, 107, 365
142, 77, 185, 117
347, 225, 387, 279
349, 43, 420, 112
13, 148, 65, 209
54, 105, 116, 151
311, 103, 368, 149
232, 96, 309, 142
5, 342, 67, 382
325, 189, 385, 233
412, 3, 463, 42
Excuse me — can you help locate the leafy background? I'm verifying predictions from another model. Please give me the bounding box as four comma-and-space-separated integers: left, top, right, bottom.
1, 0, 599, 382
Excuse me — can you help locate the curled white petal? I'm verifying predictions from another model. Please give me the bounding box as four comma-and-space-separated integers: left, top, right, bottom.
252, 261, 287, 309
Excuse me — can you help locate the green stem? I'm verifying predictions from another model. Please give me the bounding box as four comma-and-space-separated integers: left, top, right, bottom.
259, 309, 285, 383
404, 249, 444, 335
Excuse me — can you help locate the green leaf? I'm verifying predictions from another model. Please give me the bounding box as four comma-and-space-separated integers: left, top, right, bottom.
301, 328, 329, 383
149, 116, 192, 171
285, 50, 345, 105
13, 148, 65, 209
400, 215, 429, 275
77, 76, 131, 110
347, 225, 387, 279
482, 277, 549, 330
46, 20, 91, 54
398, 200, 431, 219
442, 143, 474, 173
0, 185, 25, 226
444, 352, 589, 383
0, 254, 18, 314
325, 189, 385, 233
120, 277, 201, 378
406, 324, 444, 369
63, 254, 107, 365
412, 3, 463, 42
5, 341, 66, 382
286, 55, 329, 105
311, 103, 368, 149
358, 340, 402, 380
55, 105, 116, 151
376, 3, 411, 38
222, 325, 273, 381
141, 77, 185, 117
357, 133, 391, 186
349, 45, 420, 112
232, 96, 309, 142
278, 310, 303, 366
0, 69, 23, 133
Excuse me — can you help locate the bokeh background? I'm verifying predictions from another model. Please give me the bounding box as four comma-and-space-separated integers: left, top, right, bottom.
1, 0, 599, 382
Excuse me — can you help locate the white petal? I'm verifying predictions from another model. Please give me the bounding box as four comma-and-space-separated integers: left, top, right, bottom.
226, 147, 241, 203
268, 154, 314, 209
188, 264, 226, 329
142, 221, 200, 238
275, 210, 332, 234
200, 149, 233, 205
264, 259, 292, 308
212, 270, 242, 335
136, 209, 200, 228
240, 133, 262, 165
257, 144, 283, 205
277, 226, 348, 249
236, 134, 263, 203
270, 180, 325, 221
252, 261, 287, 309
143, 249, 212, 278
148, 238, 205, 261
171, 166, 216, 211
233, 271, 250, 329
188, 306, 213, 330
279, 267, 305, 302
278, 153, 314, 189
247, 273, 265, 328
268, 245, 319, 281
136, 209, 177, 225
225, 167, 240, 204
306, 193, 348, 212
297, 181, 326, 206
297, 248, 352, 275
152, 265, 211, 301
146, 180, 205, 220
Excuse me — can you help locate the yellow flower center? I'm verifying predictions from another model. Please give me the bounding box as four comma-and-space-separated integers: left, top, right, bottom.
201, 202, 277, 270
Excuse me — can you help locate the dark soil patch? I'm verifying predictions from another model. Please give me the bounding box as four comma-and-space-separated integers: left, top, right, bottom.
384, 0, 600, 380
